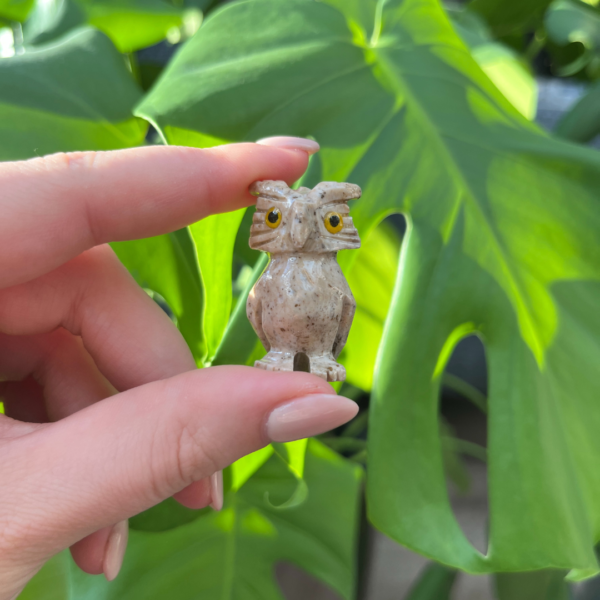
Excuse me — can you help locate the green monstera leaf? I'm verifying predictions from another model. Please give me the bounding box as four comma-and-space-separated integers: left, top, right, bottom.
340, 222, 401, 392
20, 439, 363, 600
0, 0, 34, 21
468, 0, 552, 36
449, 8, 537, 119
494, 569, 572, 600
555, 79, 600, 143
545, 0, 600, 76
136, 0, 600, 575
0, 27, 146, 161
23, 0, 190, 52
405, 562, 458, 600
190, 209, 247, 362
111, 229, 207, 364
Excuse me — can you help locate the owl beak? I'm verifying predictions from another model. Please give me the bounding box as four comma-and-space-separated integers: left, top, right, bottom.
290, 205, 311, 250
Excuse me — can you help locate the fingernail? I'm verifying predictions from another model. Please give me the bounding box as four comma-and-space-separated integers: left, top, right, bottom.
103, 520, 128, 582
256, 136, 320, 155
266, 394, 358, 443
209, 470, 223, 511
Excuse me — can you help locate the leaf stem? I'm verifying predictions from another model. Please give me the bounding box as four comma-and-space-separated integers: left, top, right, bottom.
370, 0, 386, 47
442, 373, 487, 413
524, 28, 546, 64
11, 21, 24, 55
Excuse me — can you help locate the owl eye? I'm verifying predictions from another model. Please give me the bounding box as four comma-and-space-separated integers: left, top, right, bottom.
265, 208, 282, 229
324, 211, 343, 234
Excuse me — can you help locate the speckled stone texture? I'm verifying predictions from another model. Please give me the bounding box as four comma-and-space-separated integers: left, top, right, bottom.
246, 180, 361, 382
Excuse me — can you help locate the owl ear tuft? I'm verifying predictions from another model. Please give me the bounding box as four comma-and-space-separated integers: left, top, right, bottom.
249, 180, 292, 200
312, 182, 362, 204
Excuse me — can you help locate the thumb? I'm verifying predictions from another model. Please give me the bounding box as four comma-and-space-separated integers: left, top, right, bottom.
1, 366, 356, 563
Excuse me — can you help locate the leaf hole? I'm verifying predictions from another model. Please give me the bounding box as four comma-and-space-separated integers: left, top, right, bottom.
440, 334, 489, 556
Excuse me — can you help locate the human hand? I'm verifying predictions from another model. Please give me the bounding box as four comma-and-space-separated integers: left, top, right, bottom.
0, 139, 358, 599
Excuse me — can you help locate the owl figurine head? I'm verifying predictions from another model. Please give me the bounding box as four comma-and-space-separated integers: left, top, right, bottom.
249, 180, 361, 254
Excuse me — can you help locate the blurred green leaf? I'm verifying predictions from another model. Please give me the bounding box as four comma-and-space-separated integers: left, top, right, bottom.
190, 209, 246, 362
268, 439, 309, 509
449, 8, 538, 118
319, 436, 367, 454
439, 414, 487, 494
23, 0, 85, 45
0, 0, 34, 21
545, 0, 600, 75
440, 419, 472, 493
16, 553, 71, 600
233, 206, 261, 272
0, 27, 146, 161
340, 222, 400, 391
111, 228, 206, 364
404, 562, 458, 600
184, 0, 225, 12
231, 439, 308, 509
131, 439, 308, 533
442, 372, 487, 412
230, 444, 274, 491
211, 253, 268, 367
573, 564, 600, 596
468, 0, 552, 35
23, 0, 189, 52
494, 570, 572, 600
441, 438, 471, 493
136, 0, 600, 575
555, 80, 600, 143
545, 0, 600, 48
130, 497, 207, 532
21, 439, 363, 600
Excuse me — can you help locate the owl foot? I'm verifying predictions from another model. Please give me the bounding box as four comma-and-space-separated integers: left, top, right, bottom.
254, 352, 293, 373
309, 356, 346, 382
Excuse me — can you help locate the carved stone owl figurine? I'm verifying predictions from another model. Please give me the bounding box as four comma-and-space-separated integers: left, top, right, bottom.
246, 180, 361, 382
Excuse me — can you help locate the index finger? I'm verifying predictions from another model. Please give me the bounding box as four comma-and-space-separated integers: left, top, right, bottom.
0, 142, 312, 289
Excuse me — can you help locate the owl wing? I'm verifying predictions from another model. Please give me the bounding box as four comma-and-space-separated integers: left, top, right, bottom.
246, 285, 270, 352
332, 292, 356, 359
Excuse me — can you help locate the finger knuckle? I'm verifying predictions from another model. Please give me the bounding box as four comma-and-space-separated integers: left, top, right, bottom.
145, 401, 221, 501
57, 246, 120, 335
174, 419, 220, 486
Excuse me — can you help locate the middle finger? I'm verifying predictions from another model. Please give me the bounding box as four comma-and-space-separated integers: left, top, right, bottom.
0, 244, 196, 392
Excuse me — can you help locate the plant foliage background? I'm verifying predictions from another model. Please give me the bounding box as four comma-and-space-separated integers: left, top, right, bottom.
2, 0, 600, 597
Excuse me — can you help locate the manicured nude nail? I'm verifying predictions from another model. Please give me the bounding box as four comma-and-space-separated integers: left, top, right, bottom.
103, 520, 128, 582
266, 394, 358, 443
209, 470, 224, 511
256, 136, 320, 155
